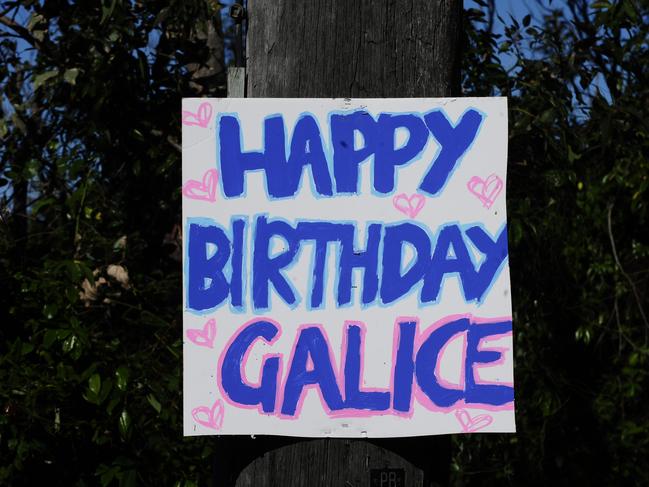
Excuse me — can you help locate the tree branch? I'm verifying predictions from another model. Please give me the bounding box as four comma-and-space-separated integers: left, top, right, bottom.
0, 15, 42, 49
607, 203, 649, 339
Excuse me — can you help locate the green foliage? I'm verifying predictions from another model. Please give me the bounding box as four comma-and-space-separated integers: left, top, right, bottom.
456, 1, 649, 484
0, 0, 224, 485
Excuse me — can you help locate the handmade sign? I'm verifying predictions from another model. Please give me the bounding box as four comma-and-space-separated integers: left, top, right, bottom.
182, 98, 515, 437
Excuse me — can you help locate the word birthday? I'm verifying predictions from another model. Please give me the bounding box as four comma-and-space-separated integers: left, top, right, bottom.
218, 108, 483, 198
186, 217, 508, 312
218, 317, 514, 417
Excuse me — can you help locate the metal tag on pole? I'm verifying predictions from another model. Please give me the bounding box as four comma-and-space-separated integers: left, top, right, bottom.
227, 2, 246, 98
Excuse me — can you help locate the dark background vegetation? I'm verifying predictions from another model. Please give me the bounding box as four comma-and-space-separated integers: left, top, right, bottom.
1, 0, 648, 485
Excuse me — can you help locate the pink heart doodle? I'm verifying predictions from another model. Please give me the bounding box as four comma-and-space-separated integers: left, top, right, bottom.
192, 399, 224, 430
182, 169, 218, 202
467, 174, 503, 209
392, 193, 426, 218
455, 408, 493, 432
186, 318, 216, 348
182, 102, 213, 128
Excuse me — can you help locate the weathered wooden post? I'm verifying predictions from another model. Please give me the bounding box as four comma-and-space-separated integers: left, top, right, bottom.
246, 0, 462, 98
224, 1, 463, 485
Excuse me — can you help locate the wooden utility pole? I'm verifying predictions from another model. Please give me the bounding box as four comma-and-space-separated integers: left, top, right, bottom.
217, 1, 463, 485
247, 0, 462, 98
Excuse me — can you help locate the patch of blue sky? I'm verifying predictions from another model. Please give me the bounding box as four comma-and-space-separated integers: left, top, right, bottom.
465, 0, 613, 118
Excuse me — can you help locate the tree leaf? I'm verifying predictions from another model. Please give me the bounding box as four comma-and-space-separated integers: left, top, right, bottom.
33, 70, 59, 91
115, 366, 129, 392
101, 0, 118, 25
63, 68, 80, 85
146, 393, 161, 414
89, 373, 101, 396
118, 410, 131, 439
31, 197, 55, 215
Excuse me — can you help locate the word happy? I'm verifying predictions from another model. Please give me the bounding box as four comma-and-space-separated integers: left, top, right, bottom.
218, 109, 483, 198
